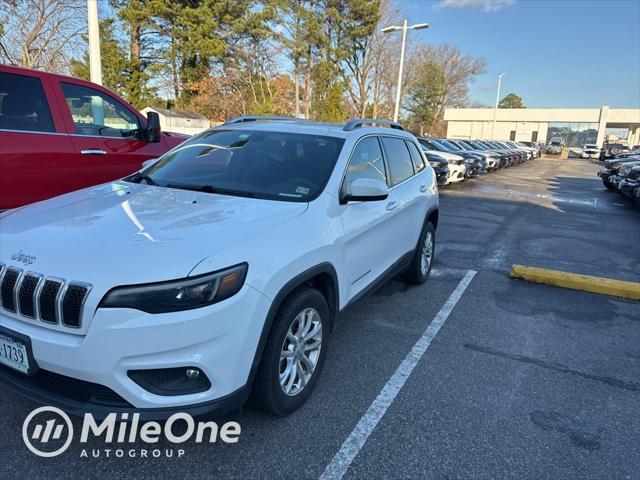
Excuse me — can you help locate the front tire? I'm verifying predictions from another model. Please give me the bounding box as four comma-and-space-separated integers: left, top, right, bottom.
402, 221, 436, 285
253, 287, 329, 416
602, 177, 614, 190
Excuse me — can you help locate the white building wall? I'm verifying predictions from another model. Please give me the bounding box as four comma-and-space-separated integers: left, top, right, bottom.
444, 107, 640, 146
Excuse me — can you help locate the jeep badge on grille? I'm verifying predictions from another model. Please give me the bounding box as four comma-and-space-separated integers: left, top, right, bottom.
11, 251, 36, 266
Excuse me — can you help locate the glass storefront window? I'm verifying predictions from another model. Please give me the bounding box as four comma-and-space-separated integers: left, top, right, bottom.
546, 122, 598, 147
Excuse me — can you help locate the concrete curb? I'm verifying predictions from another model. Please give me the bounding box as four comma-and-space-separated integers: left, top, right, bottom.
510, 264, 640, 301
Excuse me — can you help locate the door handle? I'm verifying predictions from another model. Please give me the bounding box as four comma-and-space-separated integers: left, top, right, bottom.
419, 184, 428, 193
386, 200, 399, 211
81, 149, 107, 155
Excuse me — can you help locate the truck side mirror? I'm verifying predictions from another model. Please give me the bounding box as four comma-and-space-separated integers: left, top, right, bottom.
146, 112, 161, 143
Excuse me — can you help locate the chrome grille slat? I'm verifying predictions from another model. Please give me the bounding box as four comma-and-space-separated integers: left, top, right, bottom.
0, 268, 91, 330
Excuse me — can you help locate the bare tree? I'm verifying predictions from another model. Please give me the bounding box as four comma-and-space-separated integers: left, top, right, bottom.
0, 0, 85, 73
402, 43, 486, 134
406, 43, 487, 111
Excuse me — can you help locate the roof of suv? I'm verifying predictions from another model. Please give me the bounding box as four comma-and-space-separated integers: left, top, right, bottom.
213, 116, 415, 140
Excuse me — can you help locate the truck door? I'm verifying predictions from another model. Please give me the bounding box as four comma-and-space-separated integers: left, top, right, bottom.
56, 81, 169, 187
0, 70, 78, 209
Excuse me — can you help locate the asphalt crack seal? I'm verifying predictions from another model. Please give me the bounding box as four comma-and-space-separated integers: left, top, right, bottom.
530, 410, 602, 450
464, 343, 640, 393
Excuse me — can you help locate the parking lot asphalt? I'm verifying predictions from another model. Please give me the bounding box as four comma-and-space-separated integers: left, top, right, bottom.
1, 157, 639, 479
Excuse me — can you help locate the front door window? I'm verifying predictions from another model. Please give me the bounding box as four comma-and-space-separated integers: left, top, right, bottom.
61, 83, 139, 138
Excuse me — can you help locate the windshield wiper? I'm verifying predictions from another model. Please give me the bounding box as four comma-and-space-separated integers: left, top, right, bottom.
165, 183, 256, 198
129, 172, 159, 186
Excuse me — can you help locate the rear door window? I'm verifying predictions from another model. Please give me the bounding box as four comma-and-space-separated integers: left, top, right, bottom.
405, 140, 426, 172
0, 72, 54, 133
381, 137, 415, 187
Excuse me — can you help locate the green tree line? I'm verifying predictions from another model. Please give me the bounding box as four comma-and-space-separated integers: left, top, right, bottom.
1, 0, 489, 134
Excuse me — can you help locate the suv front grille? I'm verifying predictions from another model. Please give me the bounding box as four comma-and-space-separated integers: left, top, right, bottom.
62, 284, 89, 327
0, 263, 91, 329
39, 280, 63, 323
18, 274, 41, 318
1, 268, 20, 312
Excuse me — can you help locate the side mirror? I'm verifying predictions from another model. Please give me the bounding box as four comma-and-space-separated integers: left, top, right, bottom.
341, 178, 389, 203
142, 158, 159, 169
146, 112, 161, 143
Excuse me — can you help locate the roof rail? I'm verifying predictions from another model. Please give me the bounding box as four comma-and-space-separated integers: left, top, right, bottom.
223, 115, 299, 125
343, 118, 404, 131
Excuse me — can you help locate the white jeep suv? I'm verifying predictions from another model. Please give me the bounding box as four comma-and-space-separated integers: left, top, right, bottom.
0, 117, 439, 418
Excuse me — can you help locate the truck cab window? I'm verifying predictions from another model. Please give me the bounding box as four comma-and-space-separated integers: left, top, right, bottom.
0, 72, 54, 133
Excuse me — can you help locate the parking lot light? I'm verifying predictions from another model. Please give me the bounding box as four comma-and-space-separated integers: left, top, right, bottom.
382, 19, 429, 122
492, 72, 506, 139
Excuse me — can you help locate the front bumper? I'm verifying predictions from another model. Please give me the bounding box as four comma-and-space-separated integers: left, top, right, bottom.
433, 167, 450, 185
465, 165, 481, 178
0, 284, 271, 417
447, 164, 466, 183
620, 180, 638, 197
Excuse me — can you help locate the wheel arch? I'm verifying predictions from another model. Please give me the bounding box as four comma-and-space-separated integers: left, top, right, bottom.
427, 207, 439, 230
247, 263, 339, 387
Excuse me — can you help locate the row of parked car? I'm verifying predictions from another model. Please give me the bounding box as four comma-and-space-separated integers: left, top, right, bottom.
597, 147, 640, 209
416, 138, 541, 186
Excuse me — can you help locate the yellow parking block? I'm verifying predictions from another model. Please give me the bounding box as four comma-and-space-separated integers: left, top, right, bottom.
510, 264, 640, 301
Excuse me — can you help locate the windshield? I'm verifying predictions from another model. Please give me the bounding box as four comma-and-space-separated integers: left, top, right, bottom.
470, 141, 488, 150
440, 139, 463, 151
130, 129, 344, 202
429, 139, 456, 151
456, 141, 474, 150
551, 142, 562, 146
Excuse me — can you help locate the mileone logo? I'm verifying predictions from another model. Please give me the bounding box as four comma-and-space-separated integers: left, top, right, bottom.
22, 406, 241, 458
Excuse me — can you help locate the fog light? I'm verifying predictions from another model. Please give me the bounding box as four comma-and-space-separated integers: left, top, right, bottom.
128, 367, 211, 396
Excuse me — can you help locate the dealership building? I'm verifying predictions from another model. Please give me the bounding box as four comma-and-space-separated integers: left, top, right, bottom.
444, 107, 640, 148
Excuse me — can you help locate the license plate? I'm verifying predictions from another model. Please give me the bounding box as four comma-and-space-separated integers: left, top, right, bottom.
0, 333, 31, 374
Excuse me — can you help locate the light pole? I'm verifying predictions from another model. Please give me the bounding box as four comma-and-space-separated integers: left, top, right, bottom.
87, 0, 102, 85
382, 20, 429, 122
491, 72, 505, 139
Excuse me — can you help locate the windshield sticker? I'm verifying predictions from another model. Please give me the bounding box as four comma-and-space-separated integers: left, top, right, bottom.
295, 186, 310, 195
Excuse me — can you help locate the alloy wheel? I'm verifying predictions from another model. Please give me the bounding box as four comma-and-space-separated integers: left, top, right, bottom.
421, 231, 434, 276
279, 307, 323, 396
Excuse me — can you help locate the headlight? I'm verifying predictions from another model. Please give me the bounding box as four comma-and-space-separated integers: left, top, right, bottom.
100, 263, 248, 313
428, 160, 441, 167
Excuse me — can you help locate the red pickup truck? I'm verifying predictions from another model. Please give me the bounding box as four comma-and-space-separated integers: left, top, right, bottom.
0, 65, 189, 210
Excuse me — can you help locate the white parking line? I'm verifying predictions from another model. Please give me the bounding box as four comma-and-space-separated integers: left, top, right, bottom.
320, 270, 477, 480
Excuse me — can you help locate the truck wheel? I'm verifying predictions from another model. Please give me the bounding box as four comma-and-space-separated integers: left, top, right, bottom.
253, 287, 329, 416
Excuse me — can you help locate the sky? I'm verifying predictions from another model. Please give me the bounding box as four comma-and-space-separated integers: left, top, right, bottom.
401, 0, 640, 109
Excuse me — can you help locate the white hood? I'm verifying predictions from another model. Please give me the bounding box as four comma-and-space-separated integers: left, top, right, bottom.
0, 181, 307, 286
422, 149, 464, 162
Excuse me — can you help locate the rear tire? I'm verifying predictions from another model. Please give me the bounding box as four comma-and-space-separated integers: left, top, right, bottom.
253, 287, 329, 416
402, 221, 436, 285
